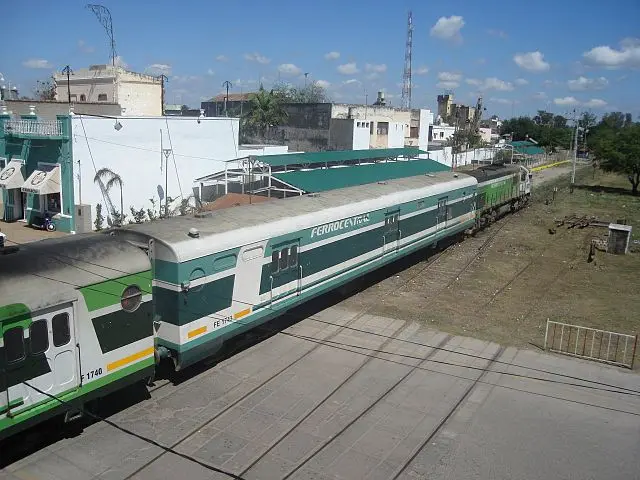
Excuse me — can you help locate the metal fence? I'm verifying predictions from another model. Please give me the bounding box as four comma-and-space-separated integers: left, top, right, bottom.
4, 119, 63, 136
544, 320, 637, 369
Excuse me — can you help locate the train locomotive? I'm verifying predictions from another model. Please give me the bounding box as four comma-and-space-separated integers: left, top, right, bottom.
0, 162, 531, 440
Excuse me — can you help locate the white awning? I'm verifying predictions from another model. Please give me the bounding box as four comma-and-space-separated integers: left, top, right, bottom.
0, 160, 26, 190
21, 165, 61, 195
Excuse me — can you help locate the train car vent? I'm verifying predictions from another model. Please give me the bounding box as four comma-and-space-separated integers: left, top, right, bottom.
188, 228, 200, 238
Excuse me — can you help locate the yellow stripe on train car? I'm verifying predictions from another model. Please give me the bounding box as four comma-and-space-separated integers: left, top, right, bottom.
187, 325, 207, 339
233, 308, 251, 319
107, 346, 155, 372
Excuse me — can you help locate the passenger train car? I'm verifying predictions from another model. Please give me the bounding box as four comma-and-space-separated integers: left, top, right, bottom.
0, 163, 531, 440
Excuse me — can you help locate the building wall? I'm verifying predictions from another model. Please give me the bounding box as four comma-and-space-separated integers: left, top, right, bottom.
0, 114, 75, 232
387, 122, 406, 148
117, 80, 162, 116
328, 119, 356, 150
430, 125, 455, 142
417, 109, 432, 156
479, 127, 492, 144
4, 100, 122, 121
352, 122, 370, 150
72, 116, 242, 225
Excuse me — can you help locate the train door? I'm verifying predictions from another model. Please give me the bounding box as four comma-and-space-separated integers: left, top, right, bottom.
383, 211, 400, 255
269, 239, 301, 304
233, 241, 269, 313
436, 197, 448, 231
1, 303, 79, 419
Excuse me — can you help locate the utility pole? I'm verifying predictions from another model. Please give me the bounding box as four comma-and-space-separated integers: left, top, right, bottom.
162, 148, 172, 217
158, 74, 168, 115
61, 65, 73, 104
571, 114, 579, 192
222, 80, 232, 116
304, 73, 309, 88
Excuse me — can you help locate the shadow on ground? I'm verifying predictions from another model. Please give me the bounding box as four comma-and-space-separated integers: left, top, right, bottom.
574, 183, 636, 196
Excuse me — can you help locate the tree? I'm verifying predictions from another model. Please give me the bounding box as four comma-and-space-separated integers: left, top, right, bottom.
590, 121, 640, 194
246, 86, 288, 138
580, 112, 598, 130
272, 81, 330, 103
552, 115, 567, 129
129, 206, 146, 224
94, 167, 124, 226
34, 77, 56, 101
94, 203, 105, 231
534, 110, 554, 126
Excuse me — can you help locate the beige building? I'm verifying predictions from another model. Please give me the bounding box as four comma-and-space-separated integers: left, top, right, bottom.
53, 65, 162, 116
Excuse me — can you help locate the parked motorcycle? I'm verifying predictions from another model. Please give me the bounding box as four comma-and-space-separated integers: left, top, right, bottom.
32, 212, 56, 232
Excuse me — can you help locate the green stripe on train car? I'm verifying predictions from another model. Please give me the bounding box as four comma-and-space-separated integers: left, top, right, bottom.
153, 248, 240, 284
80, 271, 153, 311
0, 304, 32, 329
153, 275, 235, 326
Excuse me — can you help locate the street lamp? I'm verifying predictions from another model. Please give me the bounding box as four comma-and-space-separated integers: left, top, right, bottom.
162, 148, 172, 218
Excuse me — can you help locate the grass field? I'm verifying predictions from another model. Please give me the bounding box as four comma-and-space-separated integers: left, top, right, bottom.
342, 167, 640, 368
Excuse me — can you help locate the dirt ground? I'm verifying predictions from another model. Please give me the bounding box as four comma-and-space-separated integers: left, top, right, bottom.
342, 165, 640, 367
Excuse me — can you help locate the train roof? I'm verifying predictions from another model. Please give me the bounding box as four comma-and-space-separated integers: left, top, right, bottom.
115, 170, 476, 262
0, 233, 150, 313
464, 163, 523, 182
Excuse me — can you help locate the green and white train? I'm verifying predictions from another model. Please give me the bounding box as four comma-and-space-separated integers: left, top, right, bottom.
0, 163, 531, 440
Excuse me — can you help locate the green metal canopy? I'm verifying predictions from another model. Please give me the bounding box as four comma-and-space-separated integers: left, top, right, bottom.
253, 147, 426, 167
510, 141, 545, 156
273, 159, 450, 193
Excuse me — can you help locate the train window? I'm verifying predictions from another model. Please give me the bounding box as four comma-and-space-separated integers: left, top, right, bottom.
271, 250, 279, 274
30, 320, 49, 355
52, 313, 71, 347
521, 172, 526, 181
289, 245, 298, 267
279, 248, 289, 271
121, 285, 143, 313
4, 327, 25, 363
417, 200, 425, 209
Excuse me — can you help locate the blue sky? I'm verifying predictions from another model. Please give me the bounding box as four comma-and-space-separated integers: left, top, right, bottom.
3, 0, 639, 119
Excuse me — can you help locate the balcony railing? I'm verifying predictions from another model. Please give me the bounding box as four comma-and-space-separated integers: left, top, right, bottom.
4, 119, 63, 136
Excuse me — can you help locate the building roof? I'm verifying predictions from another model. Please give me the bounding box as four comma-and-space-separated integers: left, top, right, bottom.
200, 193, 272, 211
208, 93, 255, 102
272, 159, 450, 193
251, 148, 426, 168
115, 170, 473, 262
510, 141, 545, 156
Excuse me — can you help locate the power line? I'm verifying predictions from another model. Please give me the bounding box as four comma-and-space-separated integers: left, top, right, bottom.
21, 381, 246, 480
6, 236, 640, 399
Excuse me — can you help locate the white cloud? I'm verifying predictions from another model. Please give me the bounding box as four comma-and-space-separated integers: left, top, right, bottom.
583, 98, 608, 108
487, 29, 508, 39
324, 51, 340, 60
513, 51, 550, 72
583, 38, 640, 69
567, 76, 609, 91
207, 69, 215, 76
465, 77, 514, 91
365, 72, 380, 80
430, 15, 465, 43
342, 78, 361, 86
172, 75, 200, 82
365, 63, 387, 73
78, 40, 94, 53
554, 96, 580, 106
515, 78, 529, 86
147, 63, 172, 75
244, 52, 271, 64
215, 55, 228, 62
416, 66, 429, 75
436, 71, 462, 89
533, 91, 547, 100
22, 59, 53, 69
113, 56, 128, 68
337, 62, 359, 75
315, 79, 331, 89
278, 63, 302, 76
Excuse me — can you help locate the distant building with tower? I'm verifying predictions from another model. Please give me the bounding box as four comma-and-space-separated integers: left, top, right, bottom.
53, 65, 162, 116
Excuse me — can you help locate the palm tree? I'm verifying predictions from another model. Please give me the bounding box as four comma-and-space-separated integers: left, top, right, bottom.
246, 86, 288, 139
93, 167, 124, 226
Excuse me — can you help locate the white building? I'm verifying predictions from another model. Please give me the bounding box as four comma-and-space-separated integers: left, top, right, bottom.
429, 124, 456, 143
54, 65, 162, 116
71, 114, 287, 228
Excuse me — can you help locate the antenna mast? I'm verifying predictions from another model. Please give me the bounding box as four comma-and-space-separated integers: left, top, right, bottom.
86, 4, 117, 67
401, 11, 413, 109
